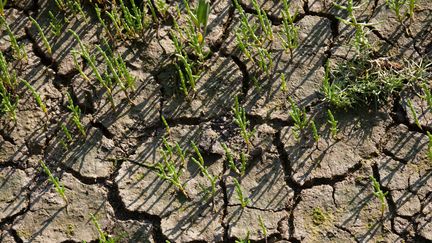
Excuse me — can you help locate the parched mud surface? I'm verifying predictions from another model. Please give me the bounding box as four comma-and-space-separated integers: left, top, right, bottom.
0, 0, 431, 242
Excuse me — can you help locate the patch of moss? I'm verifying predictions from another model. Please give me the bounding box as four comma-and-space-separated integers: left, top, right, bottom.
312, 207, 327, 225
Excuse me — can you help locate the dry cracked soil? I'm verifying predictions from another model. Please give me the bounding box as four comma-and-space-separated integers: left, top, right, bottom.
0, 0, 431, 242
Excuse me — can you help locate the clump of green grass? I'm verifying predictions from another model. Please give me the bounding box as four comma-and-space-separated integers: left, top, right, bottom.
232, 96, 254, 148
258, 215, 267, 239
191, 141, 218, 199
233, 177, 250, 208
370, 175, 388, 216
40, 160, 68, 204
321, 58, 431, 110
386, 0, 407, 22
310, 120, 320, 142
251, 0, 273, 41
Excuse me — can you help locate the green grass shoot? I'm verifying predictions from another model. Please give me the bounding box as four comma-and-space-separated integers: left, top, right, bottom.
407, 99, 421, 129
40, 160, 68, 204
66, 92, 86, 137
370, 175, 388, 216
233, 177, 250, 208
232, 96, 254, 148
21, 79, 47, 114
29, 16, 52, 55
327, 109, 338, 138
191, 141, 218, 199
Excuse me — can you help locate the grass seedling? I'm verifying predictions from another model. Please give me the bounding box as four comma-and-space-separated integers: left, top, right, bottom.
0, 51, 18, 121
154, 0, 168, 18
407, 99, 421, 129
66, 92, 86, 137
61, 123, 73, 142
40, 160, 68, 204
89, 213, 122, 243
256, 47, 272, 76
48, 11, 63, 37
183, 0, 211, 52
155, 139, 189, 198
327, 109, 338, 138
321, 61, 352, 109
251, 0, 273, 41
0, 0, 6, 16
386, 0, 406, 22
310, 120, 319, 143
334, 0, 376, 56
370, 175, 388, 216
426, 131, 432, 165
421, 83, 432, 110
222, 143, 247, 176
280, 73, 287, 93
279, 0, 299, 57
0, 16, 27, 60
233, 0, 260, 45
21, 79, 47, 114
408, 0, 416, 20
106, 0, 148, 39
258, 215, 267, 240
161, 115, 170, 136
233, 178, 250, 208
289, 98, 308, 139
70, 30, 116, 107
191, 141, 218, 199
232, 96, 254, 148
29, 16, 52, 55
235, 231, 251, 243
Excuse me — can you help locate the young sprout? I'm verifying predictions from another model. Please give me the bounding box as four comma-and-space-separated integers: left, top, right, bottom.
278, 0, 299, 57
0, 51, 19, 121
232, 96, 254, 148
191, 141, 218, 199
327, 109, 338, 138
370, 175, 388, 216
21, 79, 47, 114
408, 0, 416, 20
222, 143, 247, 176
385, 0, 407, 22
426, 131, 432, 165
89, 213, 122, 243
258, 215, 267, 240
48, 11, 63, 37
233, 0, 260, 45
61, 123, 73, 143
29, 16, 52, 55
334, 0, 376, 56
154, 0, 169, 18
0, 0, 6, 15
155, 139, 189, 198
289, 98, 308, 139
66, 92, 86, 137
310, 120, 320, 143
421, 83, 432, 110
0, 16, 27, 60
233, 177, 250, 208
407, 99, 421, 129
161, 115, 170, 136
235, 231, 251, 243
280, 73, 287, 93
40, 160, 68, 204
251, 0, 273, 41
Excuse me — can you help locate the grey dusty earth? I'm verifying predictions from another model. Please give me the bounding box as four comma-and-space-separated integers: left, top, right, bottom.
0, 0, 431, 242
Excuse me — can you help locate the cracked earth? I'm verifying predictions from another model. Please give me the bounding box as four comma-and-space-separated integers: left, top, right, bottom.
0, 0, 431, 242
